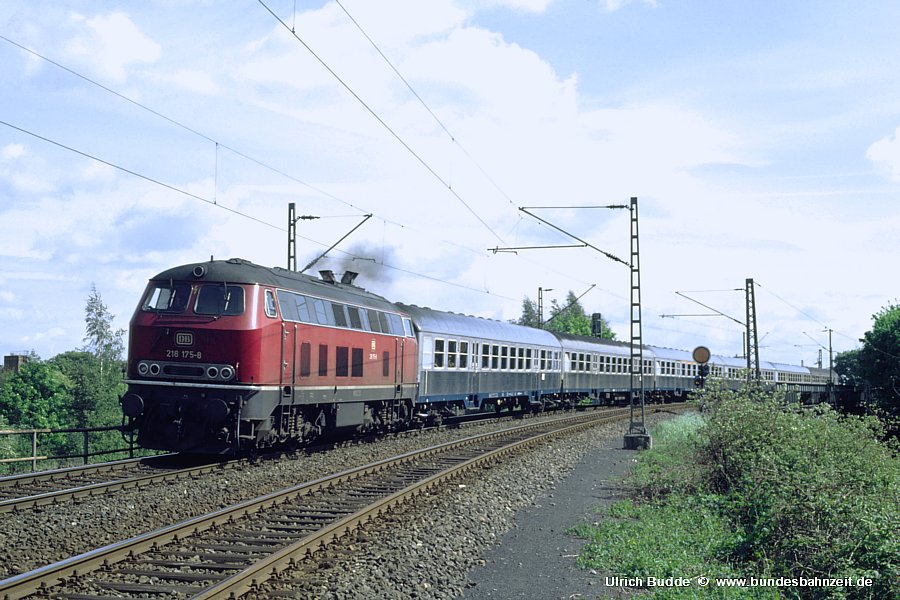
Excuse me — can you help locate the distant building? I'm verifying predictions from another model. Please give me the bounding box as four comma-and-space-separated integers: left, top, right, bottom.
3, 354, 29, 373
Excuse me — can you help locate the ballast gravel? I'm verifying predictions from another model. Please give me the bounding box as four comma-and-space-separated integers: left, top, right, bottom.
0, 408, 682, 597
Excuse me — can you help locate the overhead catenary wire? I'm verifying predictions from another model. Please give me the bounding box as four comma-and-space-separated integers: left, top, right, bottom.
0, 119, 284, 232
257, 0, 507, 245
334, 0, 518, 211
0, 29, 605, 307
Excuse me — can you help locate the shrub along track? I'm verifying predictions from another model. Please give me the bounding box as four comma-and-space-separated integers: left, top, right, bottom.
0, 405, 683, 599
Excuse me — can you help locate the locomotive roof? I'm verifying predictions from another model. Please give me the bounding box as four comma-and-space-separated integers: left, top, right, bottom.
397, 303, 560, 347
149, 258, 402, 313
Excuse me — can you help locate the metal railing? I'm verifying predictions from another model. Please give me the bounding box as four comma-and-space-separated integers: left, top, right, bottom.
0, 424, 139, 473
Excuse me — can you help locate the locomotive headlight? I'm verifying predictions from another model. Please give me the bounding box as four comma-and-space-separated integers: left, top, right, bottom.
137, 362, 149, 376
220, 366, 235, 381
148, 363, 161, 376
206, 366, 219, 379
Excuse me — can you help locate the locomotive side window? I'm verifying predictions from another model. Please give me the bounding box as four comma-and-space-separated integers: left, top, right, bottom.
265, 290, 277, 318
367, 309, 383, 333
318, 344, 328, 376
332, 303, 349, 328
347, 306, 363, 330
403, 318, 414, 337
195, 284, 244, 315
351, 348, 364, 377
336, 346, 349, 377
300, 342, 311, 378
377, 311, 391, 333
143, 283, 191, 312
312, 298, 334, 326
387, 313, 403, 336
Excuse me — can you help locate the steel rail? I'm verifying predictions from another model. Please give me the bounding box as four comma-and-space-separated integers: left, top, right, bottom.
0, 405, 688, 599
0, 456, 232, 514
196, 408, 643, 599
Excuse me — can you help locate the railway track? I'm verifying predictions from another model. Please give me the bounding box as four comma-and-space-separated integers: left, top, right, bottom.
0, 454, 234, 514
0, 405, 606, 514
0, 405, 677, 599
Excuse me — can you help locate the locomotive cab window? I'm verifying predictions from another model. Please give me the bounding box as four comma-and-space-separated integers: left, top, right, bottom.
265, 290, 277, 318
143, 282, 191, 313
195, 284, 244, 316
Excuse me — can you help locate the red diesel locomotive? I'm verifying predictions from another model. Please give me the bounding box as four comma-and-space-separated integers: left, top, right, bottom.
121, 258, 418, 453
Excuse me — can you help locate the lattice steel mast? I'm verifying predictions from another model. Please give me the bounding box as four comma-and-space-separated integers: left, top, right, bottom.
626, 197, 648, 445
745, 277, 761, 383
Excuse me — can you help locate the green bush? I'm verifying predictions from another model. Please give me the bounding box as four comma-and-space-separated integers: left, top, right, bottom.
700, 394, 900, 598
573, 388, 900, 599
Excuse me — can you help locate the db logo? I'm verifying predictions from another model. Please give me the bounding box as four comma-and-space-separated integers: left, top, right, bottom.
175, 332, 194, 346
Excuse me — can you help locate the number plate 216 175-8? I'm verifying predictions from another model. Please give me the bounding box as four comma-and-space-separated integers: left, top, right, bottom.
166, 349, 203, 359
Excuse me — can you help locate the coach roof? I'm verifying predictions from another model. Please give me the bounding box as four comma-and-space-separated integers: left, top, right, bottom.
397, 303, 560, 347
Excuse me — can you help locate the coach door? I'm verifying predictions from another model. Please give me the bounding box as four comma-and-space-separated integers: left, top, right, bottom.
281, 322, 297, 395
394, 337, 405, 399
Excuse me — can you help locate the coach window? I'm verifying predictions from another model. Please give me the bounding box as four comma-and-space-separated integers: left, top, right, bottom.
481, 344, 490, 369
336, 347, 349, 377
434, 339, 445, 368
517, 347, 525, 370
492, 345, 500, 370
526, 348, 533, 371
448, 340, 458, 368
459, 341, 469, 369
351, 348, 364, 377
265, 290, 277, 318
500, 346, 509, 370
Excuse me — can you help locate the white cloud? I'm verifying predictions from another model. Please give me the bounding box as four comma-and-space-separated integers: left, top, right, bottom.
66, 11, 160, 81
2, 143, 26, 160
866, 126, 900, 181
600, 0, 658, 11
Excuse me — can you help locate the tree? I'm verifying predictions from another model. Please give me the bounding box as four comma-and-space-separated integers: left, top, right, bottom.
50, 351, 119, 428
513, 297, 542, 328
0, 360, 72, 429
545, 291, 617, 339
857, 302, 900, 417
834, 348, 862, 387
83, 283, 126, 380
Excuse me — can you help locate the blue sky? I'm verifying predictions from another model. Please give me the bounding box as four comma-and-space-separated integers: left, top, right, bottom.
1, 0, 899, 367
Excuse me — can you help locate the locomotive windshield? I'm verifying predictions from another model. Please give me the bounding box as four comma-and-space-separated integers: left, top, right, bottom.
142, 282, 191, 313
195, 284, 245, 316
